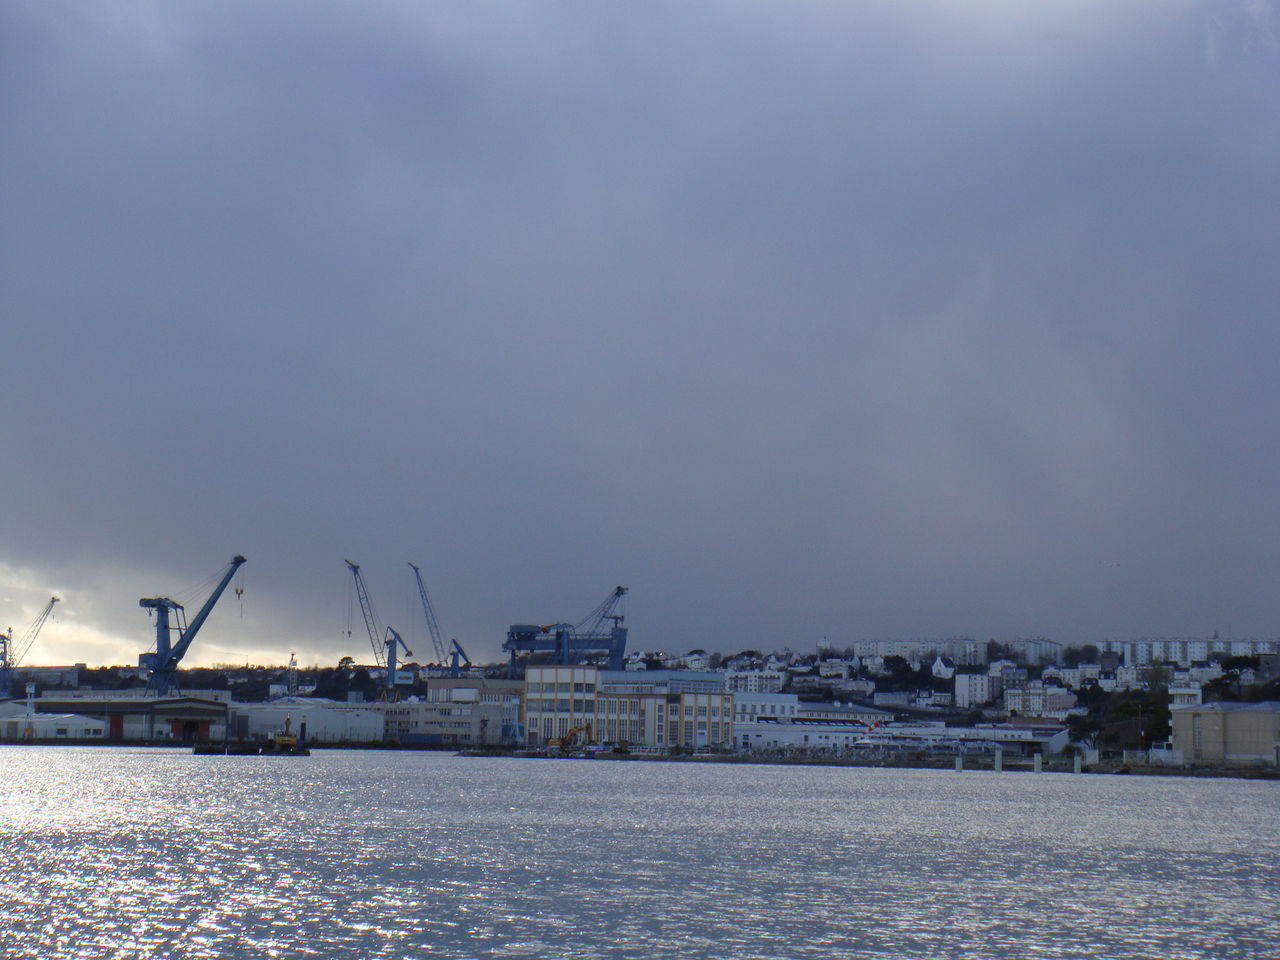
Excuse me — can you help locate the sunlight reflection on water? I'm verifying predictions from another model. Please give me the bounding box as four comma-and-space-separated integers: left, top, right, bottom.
0, 748, 1275, 959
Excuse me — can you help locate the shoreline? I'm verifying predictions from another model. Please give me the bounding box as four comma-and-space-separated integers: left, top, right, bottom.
468, 748, 1280, 782
4, 738, 1276, 782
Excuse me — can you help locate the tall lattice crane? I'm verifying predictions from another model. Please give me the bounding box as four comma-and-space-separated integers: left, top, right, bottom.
0, 596, 60, 697
344, 560, 386, 668
408, 561, 450, 666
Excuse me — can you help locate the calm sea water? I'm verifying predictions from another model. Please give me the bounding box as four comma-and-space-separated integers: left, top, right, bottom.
0, 747, 1275, 959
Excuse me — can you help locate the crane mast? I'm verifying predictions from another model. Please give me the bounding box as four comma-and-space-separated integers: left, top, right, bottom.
381, 627, 414, 700
449, 639, 471, 678
408, 562, 450, 666
344, 560, 386, 668
0, 596, 60, 697
139, 555, 246, 697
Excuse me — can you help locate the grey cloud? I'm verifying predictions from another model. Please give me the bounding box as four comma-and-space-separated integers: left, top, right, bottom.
2, 1, 1278, 664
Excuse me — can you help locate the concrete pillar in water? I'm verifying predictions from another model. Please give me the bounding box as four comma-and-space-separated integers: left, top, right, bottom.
994, 749, 1003, 772
955, 755, 963, 772
1073, 753, 1082, 774
1034, 753, 1043, 773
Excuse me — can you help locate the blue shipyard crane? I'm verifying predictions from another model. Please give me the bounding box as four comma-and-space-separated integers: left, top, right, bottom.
408, 562, 450, 666
0, 596, 60, 697
344, 560, 387, 668
380, 627, 414, 700
449, 639, 472, 678
503, 586, 629, 675
139, 555, 246, 697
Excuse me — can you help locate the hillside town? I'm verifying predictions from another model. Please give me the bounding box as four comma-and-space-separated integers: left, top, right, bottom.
4, 635, 1279, 772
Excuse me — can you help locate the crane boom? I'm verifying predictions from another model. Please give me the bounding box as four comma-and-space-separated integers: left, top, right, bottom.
345, 560, 386, 667
140, 555, 246, 697
503, 586, 630, 674
575, 586, 628, 637
408, 562, 450, 665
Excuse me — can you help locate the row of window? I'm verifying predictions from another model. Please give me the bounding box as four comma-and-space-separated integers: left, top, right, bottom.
526, 682, 596, 694
525, 699, 593, 714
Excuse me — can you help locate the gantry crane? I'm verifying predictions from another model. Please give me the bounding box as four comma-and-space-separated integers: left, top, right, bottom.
0, 596, 60, 697
139, 555, 246, 697
503, 586, 629, 675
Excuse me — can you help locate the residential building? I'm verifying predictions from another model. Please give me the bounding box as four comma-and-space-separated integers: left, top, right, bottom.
954, 672, 993, 708
1168, 686, 1203, 707
724, 670, 785, 693
1003, 682, 1078, 720
1098, 638, 1280, 668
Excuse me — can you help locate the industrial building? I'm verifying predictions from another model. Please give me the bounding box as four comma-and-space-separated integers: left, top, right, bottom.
1171, 701, 1280, 767
420, 677, 524, 744
737, 717, 1071, 756
24, 694, 228, 742
0, 701, 105, 740
228, 698, 385, 745
383, 698, 504, 747
524, 666, 735, 750
733, 692, 892, 726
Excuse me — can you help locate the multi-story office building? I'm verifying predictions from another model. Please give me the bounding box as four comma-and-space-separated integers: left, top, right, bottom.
424, 677, 524, 742
524, 667, 734, 750
523, 665, 601, 745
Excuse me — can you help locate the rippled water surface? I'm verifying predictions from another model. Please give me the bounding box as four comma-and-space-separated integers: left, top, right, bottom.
0, 748, 1276, 958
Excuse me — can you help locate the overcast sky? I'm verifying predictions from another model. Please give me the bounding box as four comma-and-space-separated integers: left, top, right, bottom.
3, 1, 1278, 669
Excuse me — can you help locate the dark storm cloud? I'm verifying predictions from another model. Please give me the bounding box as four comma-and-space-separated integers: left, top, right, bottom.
2, 1, 1278, 665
